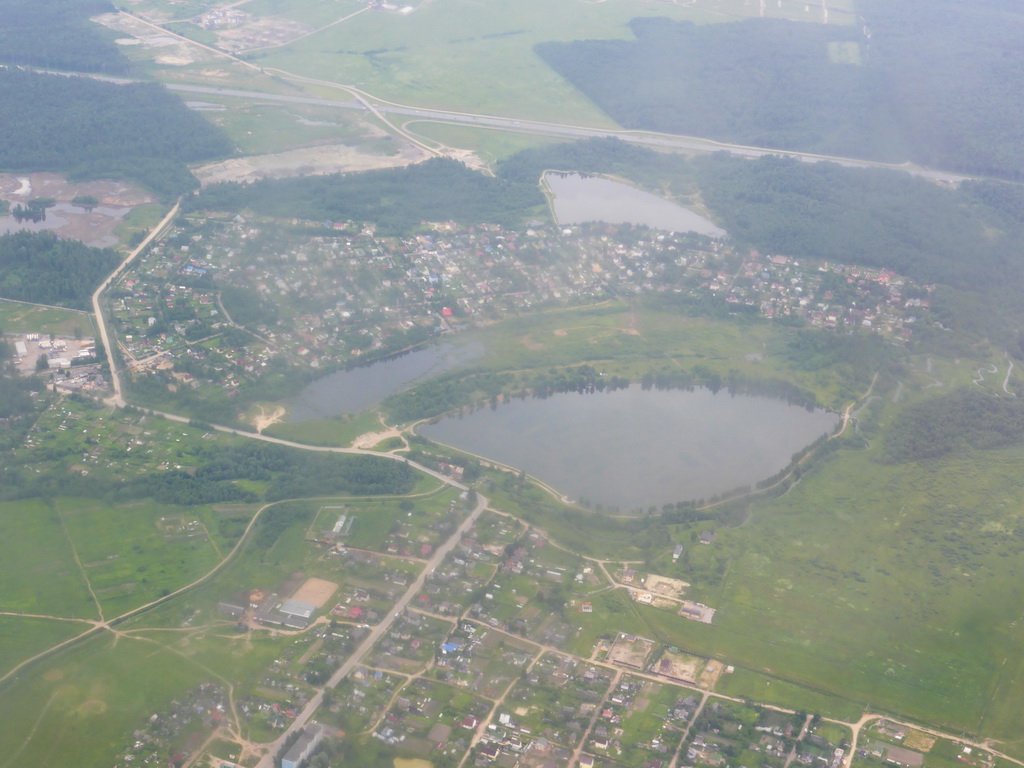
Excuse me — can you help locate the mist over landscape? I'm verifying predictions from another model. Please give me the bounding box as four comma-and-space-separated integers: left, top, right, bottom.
2, 1, 1024, 767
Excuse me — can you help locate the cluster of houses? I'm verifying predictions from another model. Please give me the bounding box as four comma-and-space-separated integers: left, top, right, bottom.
111, 683, 228, 768
727, 253, 931, 340
113, 214, 931, 400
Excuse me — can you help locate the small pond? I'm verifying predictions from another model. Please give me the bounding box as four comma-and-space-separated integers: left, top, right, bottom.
545, 173, 726, 236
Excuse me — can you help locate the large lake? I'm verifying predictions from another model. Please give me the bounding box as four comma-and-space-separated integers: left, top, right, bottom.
420, 386, 838, 510
546, 173, 727, 236
285, 341, 482, 422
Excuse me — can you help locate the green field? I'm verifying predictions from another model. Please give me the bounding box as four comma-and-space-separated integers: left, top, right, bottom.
0, 617, 91, 680
56, 498, 224, 618
0, 499, 100, 619
600, 434, 1024, 741
244, 0, 853, 125
197, 95, 389, 156
714, 667, 863, 722
0, 300, 96, 337
0, 633, 209, 768
264, 409, 381, 446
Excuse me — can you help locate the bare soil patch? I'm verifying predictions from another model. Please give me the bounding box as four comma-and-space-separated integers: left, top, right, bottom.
290, 577, 338, 609
74, 699, 108, 716
644, 574, 689, 599
608, 634, 656, 670
654, 649, 704, 685
215, 16, 313, 53
192, 143, 431, 186
697, 659, 723, 689
904, 730, 937, 752
252, 404, 285, 434
519, 334, 545, 351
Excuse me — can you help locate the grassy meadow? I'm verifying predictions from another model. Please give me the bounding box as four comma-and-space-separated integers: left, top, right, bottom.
197, 95, 388, 156
0, 616, 91, 681
56, 498, 225, 618
0, 632, 219, 768
0, 499, 100, 619
243, 0, 853, 124
0, 300, 96, 338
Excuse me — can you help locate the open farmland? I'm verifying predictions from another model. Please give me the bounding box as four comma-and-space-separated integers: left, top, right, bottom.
205, 0, 853, 125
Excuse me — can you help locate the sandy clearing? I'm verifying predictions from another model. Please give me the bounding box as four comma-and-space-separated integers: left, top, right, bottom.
353, 427, 407, 450
291, 578, 338, 609
192, 143, 431, 186
252, 405, 286, 434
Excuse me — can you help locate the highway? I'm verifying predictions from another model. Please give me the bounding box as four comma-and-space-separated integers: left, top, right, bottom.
162, 82, 973, 185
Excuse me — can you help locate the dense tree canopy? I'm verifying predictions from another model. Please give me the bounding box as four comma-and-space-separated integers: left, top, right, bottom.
537, 2, 1024, 178
0, 0, 129, 74
886, 390, 1024, 462
0, 231, 119, 309
0, 69, 234, 199
190, 158, 546, 233
692, 154, 1022, 292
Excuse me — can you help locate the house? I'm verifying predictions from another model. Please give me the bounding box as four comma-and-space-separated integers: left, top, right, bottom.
699, 530, 716, 545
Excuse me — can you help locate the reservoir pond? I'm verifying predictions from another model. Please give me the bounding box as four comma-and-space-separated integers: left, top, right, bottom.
285, 341, 481, 422
420, 385, 838, 510
546, 173, 726, 236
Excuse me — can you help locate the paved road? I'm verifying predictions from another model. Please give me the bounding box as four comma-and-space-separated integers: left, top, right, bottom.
91, 201, 180, 407
254, 491, 489, 768
18, 64, 973, 184
157, 81, 972, 184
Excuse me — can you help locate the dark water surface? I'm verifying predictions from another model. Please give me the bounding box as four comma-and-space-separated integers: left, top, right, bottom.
285, 341, 482, 422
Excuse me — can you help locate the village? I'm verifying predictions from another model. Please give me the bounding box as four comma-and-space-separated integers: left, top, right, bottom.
99, 214, 930, 404
99, 492, 899, 768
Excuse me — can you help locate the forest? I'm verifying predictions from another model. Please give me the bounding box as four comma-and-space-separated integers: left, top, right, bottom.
0, 231, 119, 309
0, 0, 130, 74
885, 389, 1024, 462
190, 158, 546, 233
691, 154, 1024, 294
536, 0, 1024, 178
0, 69, 234, 199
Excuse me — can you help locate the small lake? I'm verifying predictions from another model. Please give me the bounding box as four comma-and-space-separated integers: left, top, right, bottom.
545, 173, 727, 237
420, 385, 838, 510
284, 341, 482, 422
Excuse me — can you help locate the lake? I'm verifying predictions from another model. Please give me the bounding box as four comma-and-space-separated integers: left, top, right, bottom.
420, 386, 838, 510
284, 341, 482, 422
545, 173, 727, 236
